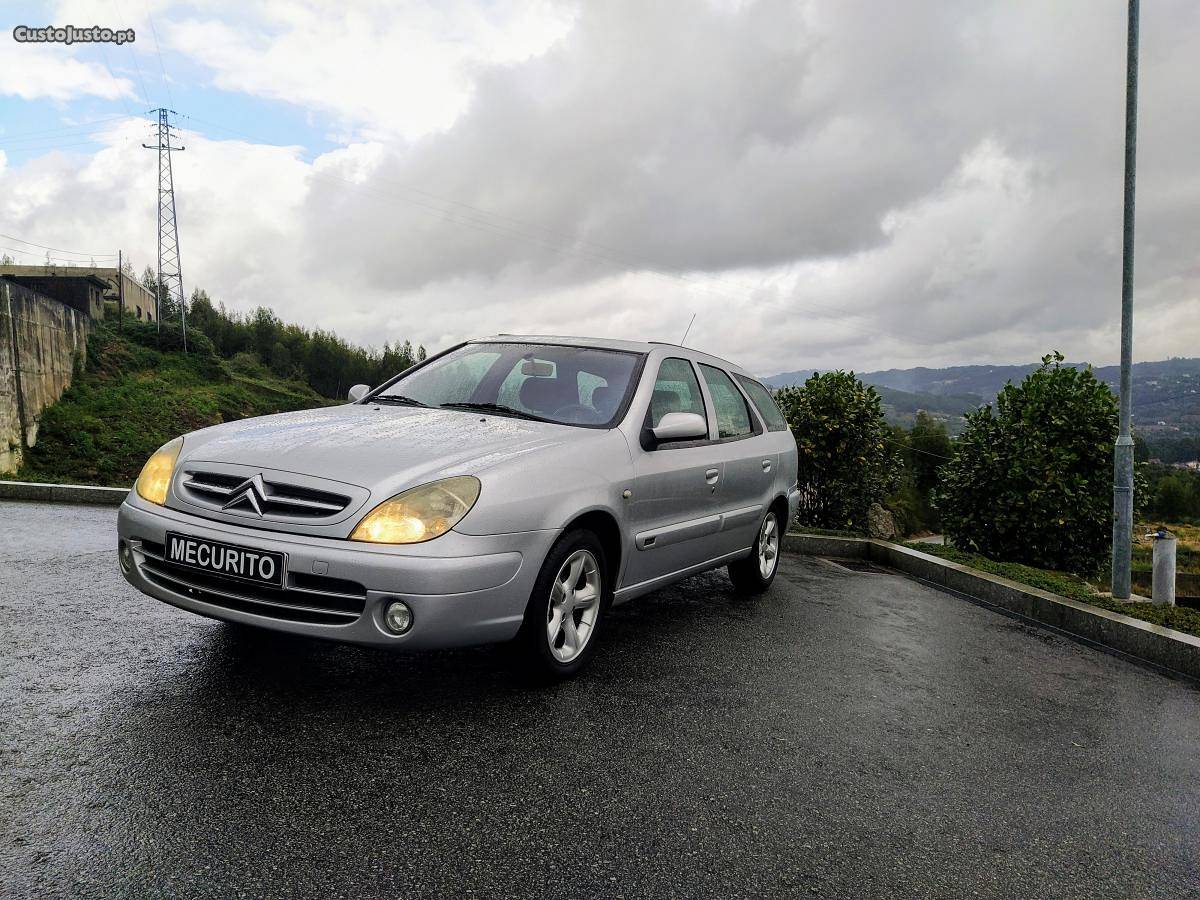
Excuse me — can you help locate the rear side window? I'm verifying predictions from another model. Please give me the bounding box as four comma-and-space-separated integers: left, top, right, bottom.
735, 375, 789, 432
649, 358, 707, 428
698, 364, 753, 439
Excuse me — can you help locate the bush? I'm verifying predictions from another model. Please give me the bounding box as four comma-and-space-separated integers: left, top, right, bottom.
775, 371, 901, 532
936, 352, 1118, 573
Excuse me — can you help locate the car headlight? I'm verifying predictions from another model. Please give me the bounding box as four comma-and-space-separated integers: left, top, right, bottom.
135, 436, 183, 506
350, 476, 481, 544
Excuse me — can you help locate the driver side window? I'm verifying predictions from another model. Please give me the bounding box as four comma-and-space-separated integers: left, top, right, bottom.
649, 358, 707, 428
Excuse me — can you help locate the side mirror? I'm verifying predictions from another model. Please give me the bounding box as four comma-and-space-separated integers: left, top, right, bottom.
348, 384, 370, 402
651, 412, 708, 443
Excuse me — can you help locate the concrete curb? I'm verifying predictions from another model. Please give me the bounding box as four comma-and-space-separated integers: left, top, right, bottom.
0, 479, 128, 506
783, 533, 1200, 681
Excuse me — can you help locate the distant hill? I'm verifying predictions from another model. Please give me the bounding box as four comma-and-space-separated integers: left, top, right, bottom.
765, 357, 1200, 438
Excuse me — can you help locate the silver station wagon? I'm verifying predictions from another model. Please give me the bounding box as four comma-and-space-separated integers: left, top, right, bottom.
118, 336, 800, 677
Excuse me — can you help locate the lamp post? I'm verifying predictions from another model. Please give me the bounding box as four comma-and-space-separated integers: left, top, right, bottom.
1111, 0, 1139, 599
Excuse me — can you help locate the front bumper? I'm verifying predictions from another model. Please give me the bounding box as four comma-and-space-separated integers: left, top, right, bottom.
117, 497, 556, 649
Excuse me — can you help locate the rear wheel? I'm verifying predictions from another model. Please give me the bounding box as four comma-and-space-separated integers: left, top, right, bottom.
517, 530, 609, 679
728, 508, 781, 594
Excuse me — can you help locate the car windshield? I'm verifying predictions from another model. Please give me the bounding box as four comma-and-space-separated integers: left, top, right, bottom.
373, 342, 643, 427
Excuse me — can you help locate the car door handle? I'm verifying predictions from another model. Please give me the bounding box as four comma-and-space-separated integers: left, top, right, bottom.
705, 468, 720, 484
761, 459, 772, 472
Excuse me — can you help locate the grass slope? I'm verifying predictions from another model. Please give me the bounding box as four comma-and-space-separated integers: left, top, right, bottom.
18, 320, 330, 488
906, 543, 1200, 639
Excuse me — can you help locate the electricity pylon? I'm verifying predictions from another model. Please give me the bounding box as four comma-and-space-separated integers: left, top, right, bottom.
142, 108, 187, 350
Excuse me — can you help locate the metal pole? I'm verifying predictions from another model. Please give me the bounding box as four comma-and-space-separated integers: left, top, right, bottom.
118, 249, 124, 332
1111, 0, 1139, 599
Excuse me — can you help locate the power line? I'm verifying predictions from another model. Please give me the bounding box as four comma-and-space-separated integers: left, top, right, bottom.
0, 245, 116, 265
98, 43, 136, 118
0, 132, 135, 152
884, 436, 954, 461
0, 115, 129, 140
0, 233, 118, 258
111, 0, 153, 107
145, 9, 175, 108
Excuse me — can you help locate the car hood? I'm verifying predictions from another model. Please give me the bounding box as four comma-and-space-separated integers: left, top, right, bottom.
179, 404, 589, 497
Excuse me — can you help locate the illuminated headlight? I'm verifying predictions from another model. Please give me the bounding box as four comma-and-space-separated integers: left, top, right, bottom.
350, 476, 481, 544
135, 437, 183, 506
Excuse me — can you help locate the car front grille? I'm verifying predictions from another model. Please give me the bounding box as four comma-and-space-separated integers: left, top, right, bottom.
136, 539, 366, 625
178, 469, 354, 522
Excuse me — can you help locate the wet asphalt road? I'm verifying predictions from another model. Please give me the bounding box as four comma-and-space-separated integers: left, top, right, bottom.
2, 500, 1199, 899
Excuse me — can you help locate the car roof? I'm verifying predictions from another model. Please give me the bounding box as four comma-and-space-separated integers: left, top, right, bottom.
471, 334, 753, 378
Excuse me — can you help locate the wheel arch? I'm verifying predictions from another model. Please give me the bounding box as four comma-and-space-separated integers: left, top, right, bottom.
562, 508, 623, 589
769, 493, 790, 529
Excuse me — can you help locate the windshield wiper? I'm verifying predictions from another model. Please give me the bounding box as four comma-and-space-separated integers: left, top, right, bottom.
371, 394, 429, 407
439, 402, 550, 423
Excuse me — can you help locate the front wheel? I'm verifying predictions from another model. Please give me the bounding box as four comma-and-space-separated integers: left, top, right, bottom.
516, 529, 610, 679
728, 508, 781, 594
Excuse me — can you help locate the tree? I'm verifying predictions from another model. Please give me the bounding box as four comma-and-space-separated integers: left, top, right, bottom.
909, 411, 952, 495
167, 282, 424, 400
1153, 473, 1198, 522
775, 371, 901, 532
884, 413, 953, 535
269, 342, 294, 379
1133, 431, 1150, 463
936, 352, 1118, 573
248, 306, 283, 360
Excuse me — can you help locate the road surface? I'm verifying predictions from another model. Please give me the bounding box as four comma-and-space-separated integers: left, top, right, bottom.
2, 500, 1198, 898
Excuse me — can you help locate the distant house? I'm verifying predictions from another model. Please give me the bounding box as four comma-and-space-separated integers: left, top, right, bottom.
0, 263, 156, 322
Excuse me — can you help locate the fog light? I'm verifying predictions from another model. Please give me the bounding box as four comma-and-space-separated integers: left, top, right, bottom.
383, 600, 413, 635
118, 540, 134, 574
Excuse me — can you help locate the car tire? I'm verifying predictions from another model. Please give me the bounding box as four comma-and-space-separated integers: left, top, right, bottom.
516, 529, 611, 679
728, 507, 782, 595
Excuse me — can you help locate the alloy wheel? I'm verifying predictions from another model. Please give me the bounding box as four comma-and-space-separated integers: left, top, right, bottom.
758, 513, 779, 579
547, 549, 602, 663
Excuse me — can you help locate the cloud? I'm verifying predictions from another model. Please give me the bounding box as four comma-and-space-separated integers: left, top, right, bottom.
159, 0, 577, 142
0, 43, 134, 101
5, 0, 1200, 376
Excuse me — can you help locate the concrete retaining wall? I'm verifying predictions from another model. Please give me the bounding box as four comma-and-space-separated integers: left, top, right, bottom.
0, 280, 90, 474
784, 533, 1200, 681
0, 479, 128, 505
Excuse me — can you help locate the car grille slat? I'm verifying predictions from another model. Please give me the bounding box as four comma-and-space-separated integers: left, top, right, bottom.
261, 494, 345, 514
178, 469, 355, 523
181, 478, 236, 498
135, 539, 366, 625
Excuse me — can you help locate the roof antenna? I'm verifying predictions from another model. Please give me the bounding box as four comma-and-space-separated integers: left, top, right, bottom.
679, 313, 696, 346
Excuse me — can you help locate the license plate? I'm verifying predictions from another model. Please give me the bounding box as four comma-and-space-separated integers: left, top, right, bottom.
164, 532, 286, 587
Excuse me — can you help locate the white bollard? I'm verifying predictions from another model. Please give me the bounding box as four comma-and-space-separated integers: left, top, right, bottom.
1151, 533, 1177, 607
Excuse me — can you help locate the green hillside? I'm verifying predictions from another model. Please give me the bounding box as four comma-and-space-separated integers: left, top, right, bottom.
18, 319, 331, 488
765, 357, 1200, 442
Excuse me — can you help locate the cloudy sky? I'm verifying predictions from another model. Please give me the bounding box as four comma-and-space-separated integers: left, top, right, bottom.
1, 0, 1197, 377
